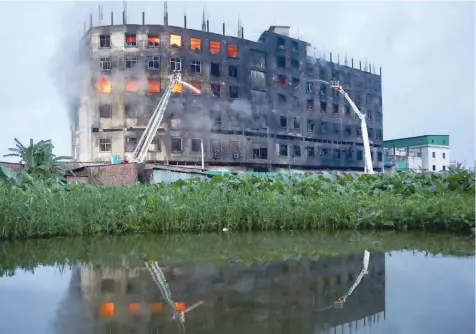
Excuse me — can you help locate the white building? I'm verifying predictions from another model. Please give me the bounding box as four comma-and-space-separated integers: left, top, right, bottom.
383, 135, 451, 172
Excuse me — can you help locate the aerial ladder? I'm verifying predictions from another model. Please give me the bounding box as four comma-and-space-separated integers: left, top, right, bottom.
131, 72, 201, 163
330, 81, 374, 174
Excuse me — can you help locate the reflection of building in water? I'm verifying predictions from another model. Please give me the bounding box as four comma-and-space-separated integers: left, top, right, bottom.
79, 265, 169, 333
76, 252, 386, 333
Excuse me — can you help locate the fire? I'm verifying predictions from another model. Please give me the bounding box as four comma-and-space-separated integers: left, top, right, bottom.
190, 38, 201, 51
210, 41, 220, 54
97, 77, 111, 94
126, 79, 139, 92
126, 36, 136, 44
101, 302, 115, 317
175, 302, 186, 311
170, 34, 182, 48
148, 35, 160, 45
129, 303, 141, 314
228, 44, 238, 58
173, 83, 183, 93
148, 79, 160, 93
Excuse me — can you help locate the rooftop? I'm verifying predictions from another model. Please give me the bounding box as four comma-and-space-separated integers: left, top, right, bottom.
384, 135, 450, 148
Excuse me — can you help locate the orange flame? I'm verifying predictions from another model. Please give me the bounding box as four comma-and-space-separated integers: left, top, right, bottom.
175, 302, 186, 311
126, 79, 139, 92
129, 303, 141, 314
126, 36, 136, 44
190, 38, 201, 51
173, 83, 183, 93
228, 44, 238, 58
170, 34, 182, 48
97, 77, 112, 94
148, 35, 160, 44
210, 41, 221, 54
101, 303, 115, 317
148, 79, 160, 93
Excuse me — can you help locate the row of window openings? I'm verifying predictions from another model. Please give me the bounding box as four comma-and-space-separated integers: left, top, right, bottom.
98, 137, 383, 162
100, 56, 381, 107
98, 35, 380, 90
100, 56, 238, 78
277, 145, 383, 162
432, 152, 446, 159
282, 98, 381, 119
309, 67, 381, 91
97, 105, 381, 139
297, 83, 382, 106
99, 33, 238, 57
279, 117, 383, 139
97, 79, 235, 97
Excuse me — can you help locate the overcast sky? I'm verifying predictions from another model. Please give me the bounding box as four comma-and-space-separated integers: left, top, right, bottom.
0, 1, 474, 165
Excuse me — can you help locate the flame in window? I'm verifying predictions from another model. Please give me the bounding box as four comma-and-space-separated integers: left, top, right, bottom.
97, 77, 111, 94
148, 35, 160, 45
210, 41, 221, 54
175, 302, 186, 311
173, 83, 183, 93
125, 35, 136, 44
170, 34, 182, 48
125, 79, 139, 92
129, 303, 141, 314
101, 303, 115, 317
190, 38, 201, 51
148, 79, 160, 93
227, 44, 238, 58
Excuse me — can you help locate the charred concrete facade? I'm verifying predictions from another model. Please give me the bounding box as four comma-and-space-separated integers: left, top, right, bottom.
72, 19, 384, 172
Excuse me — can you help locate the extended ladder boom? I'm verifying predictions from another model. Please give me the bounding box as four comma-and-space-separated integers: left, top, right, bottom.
330, 81, 374, 174
131, 72, 183, 163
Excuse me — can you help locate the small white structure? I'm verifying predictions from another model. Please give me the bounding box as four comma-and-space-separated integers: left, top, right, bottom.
384, 135, 451, 172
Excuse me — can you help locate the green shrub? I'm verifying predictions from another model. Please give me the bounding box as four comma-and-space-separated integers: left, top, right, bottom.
0, 169, 474, 240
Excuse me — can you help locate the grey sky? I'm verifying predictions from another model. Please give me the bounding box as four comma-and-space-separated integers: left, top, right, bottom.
0, 1, 474, 165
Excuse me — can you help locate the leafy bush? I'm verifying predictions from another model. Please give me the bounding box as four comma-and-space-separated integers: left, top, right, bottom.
0, 168, 474, 240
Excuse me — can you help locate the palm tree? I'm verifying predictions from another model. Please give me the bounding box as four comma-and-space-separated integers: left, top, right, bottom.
3, 138, 72, 180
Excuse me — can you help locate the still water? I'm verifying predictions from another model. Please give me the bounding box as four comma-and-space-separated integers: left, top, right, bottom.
0, 232, 474, 334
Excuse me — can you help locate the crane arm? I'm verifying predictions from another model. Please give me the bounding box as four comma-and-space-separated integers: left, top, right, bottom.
332, 81, 374, 174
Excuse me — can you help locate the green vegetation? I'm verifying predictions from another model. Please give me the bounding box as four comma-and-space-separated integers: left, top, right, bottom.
1, 138, 71, 187
0, 165, 474, 240
0, 231, 474, 277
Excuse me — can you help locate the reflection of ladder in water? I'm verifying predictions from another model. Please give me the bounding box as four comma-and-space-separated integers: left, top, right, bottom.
145, 261, 177, 315
333, 250, 370, 308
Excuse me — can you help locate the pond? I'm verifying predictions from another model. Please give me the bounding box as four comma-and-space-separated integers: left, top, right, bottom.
0, 231, 474, 334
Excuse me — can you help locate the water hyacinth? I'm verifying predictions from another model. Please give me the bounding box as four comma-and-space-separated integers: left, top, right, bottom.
0, 168, 474, 240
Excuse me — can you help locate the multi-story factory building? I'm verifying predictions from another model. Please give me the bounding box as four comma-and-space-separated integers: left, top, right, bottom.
72, 13, 384, 172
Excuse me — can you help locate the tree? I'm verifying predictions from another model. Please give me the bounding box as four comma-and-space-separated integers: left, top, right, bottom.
3, 138, 72, 182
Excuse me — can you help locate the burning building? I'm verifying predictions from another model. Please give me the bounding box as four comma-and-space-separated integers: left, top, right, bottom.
71, 10, 384, 172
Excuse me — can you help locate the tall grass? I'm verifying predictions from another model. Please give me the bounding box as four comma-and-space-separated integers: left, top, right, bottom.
0, 169, 474, 240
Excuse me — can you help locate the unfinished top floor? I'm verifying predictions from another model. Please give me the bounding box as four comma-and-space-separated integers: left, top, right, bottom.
81, 24, 382, 81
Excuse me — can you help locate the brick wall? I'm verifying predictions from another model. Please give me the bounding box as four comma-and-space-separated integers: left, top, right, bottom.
0, 161, 24, 171
86, 163, 139, 186
66, 176, 89, 184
